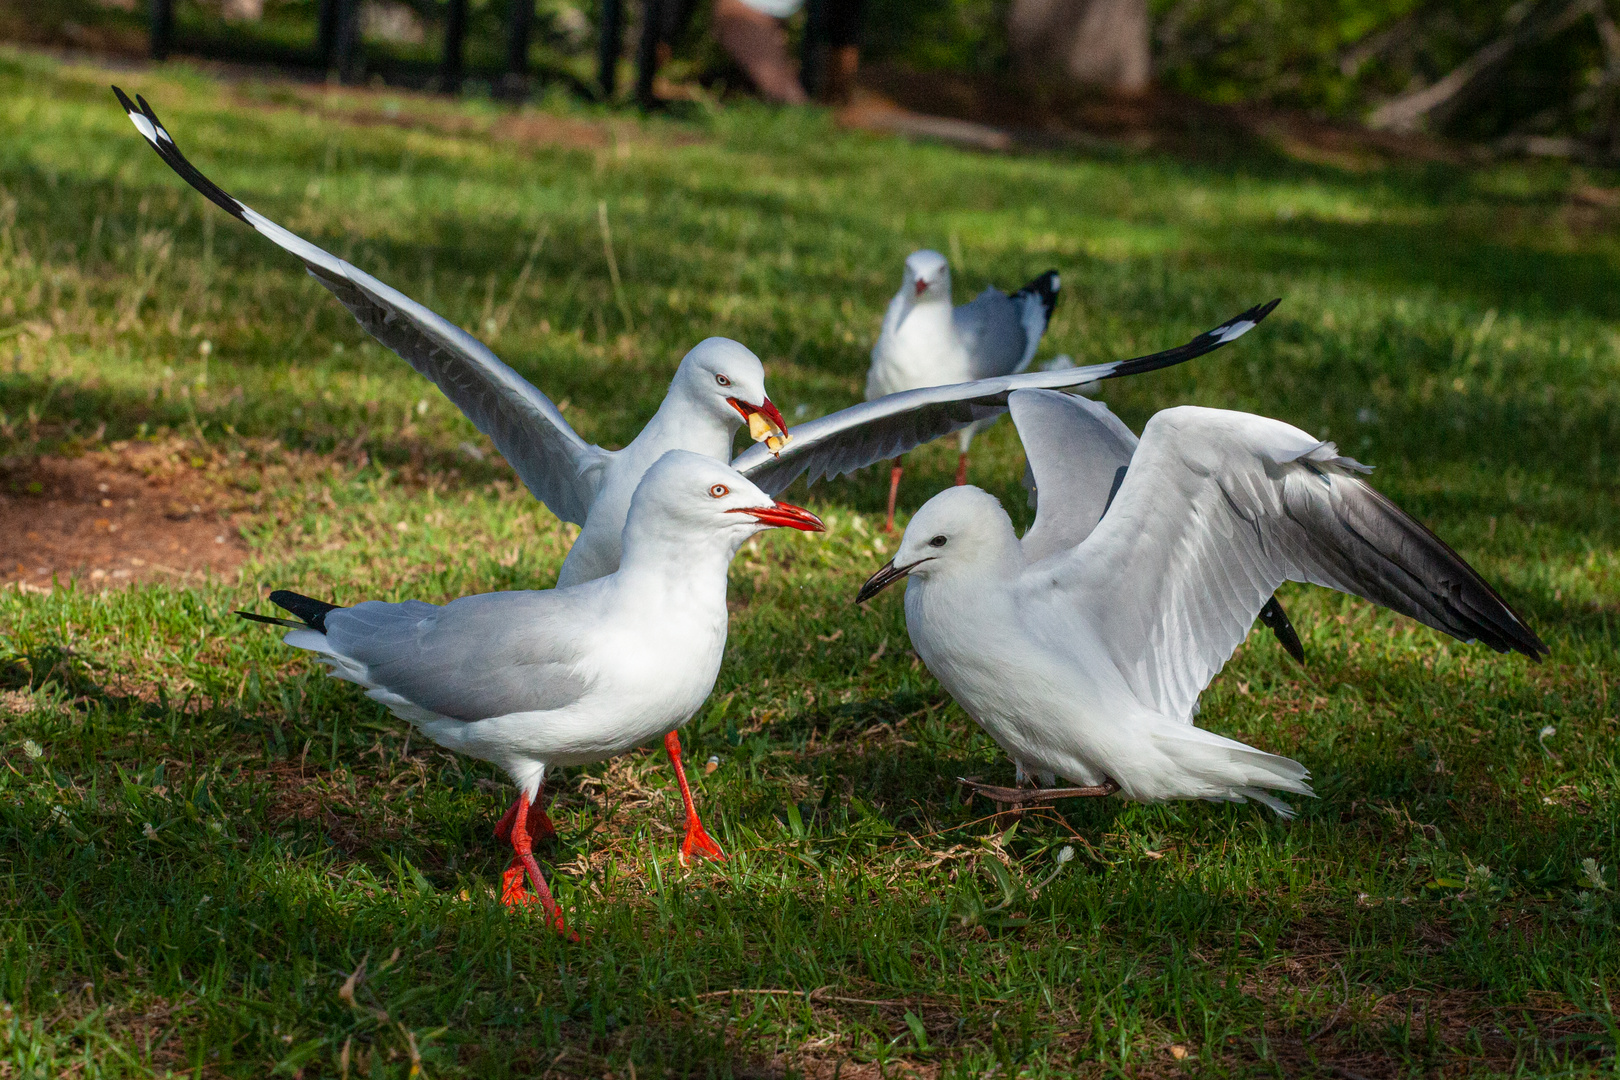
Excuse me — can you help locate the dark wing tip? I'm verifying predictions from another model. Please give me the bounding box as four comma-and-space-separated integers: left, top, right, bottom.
1012, 270, 1061, 321
1258, 595, 1306, 665
113, 89, 251, 225
236, 610, 305, 630
1100, 297, 1282, 381
269, 589, 343, 633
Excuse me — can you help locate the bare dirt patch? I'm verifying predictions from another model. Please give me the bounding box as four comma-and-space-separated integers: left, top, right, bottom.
0, 438, 253, 591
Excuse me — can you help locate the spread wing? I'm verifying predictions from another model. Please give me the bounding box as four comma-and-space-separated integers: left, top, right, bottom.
114, 87, 609, 525
735, 299, 1280, 497
1010, 390, 1138, 563
1025, 406, 1547, 723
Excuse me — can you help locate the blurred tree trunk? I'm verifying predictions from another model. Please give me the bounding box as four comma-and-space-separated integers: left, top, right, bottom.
1008, 0, 1150, 96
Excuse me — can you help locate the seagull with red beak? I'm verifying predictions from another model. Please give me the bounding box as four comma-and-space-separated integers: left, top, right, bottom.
116, 89, 1274, 576
867, 250, 1061, 530
239, 451, 823, 937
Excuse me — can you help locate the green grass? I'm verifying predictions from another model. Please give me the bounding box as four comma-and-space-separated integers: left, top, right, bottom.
3, 45, 1620, 1078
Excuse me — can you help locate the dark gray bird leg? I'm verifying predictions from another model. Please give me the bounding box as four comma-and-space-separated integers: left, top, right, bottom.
958, 776, 1120, 807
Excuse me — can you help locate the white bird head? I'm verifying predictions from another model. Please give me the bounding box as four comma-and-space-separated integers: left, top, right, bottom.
902, 250, 951, 304
855, 485, 1014, 602
672, 337, 790, 450
627, 450, 824, 546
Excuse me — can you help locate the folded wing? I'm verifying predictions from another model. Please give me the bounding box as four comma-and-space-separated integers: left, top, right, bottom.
114, 88, 609, 525
312, 592, 595, 721
735, 299, 1280, 497
1028, 406, 1546, 723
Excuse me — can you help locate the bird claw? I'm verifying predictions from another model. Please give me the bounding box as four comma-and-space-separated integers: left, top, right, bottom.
680, 827, 727, 864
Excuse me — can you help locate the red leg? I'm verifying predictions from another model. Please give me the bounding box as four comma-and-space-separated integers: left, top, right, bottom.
954, 452, 969, 486
664, 730, 725, 863
498, 789, 574, 938
884, 460, 903, 533
493, 786, 556, 844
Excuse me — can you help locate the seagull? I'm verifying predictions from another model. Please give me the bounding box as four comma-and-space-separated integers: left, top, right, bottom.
856, 391, 1547, 817
114, 87, 1274, 569
239, 451, 825, 935
867, 250, 1060, 529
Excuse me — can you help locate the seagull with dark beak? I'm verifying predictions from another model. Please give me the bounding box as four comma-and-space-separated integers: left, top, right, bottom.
858, 391, 1546, 817
240, 452, 823, 937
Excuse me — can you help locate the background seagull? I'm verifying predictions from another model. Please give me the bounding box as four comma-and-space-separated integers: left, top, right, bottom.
867, 249, 1060, 529
857, 391, 1547, 817
240, 451, 824, 935
115, 88, 1273, 569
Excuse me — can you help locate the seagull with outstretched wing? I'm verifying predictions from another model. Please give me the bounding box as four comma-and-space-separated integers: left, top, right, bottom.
115, 87, 1276, 574
857, 390, 1547, 817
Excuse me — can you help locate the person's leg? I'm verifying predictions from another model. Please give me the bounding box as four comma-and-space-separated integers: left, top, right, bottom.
713, 0, 809, 104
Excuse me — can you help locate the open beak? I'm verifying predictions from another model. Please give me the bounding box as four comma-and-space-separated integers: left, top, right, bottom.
730, 500, 824, 533
856, 557, 925, 604
728, 397, 791, 454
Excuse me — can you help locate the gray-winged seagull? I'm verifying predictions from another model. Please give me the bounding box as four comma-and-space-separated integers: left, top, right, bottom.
856, 390, 1547, 817
867, 249, 1059, 529
240, 451, 824, 935
114, 88, 1276, 566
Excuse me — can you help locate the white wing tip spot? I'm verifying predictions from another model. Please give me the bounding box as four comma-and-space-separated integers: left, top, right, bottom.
1215, 319, 1256, 344
128, 111, 158, 144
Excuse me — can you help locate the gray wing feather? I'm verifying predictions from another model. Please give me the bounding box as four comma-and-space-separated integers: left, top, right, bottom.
1034, 407, 1546, 722
114, 89, 608, 526
323, 592, 593, 721
735, 299, 1279, 496
1011, 390, 1139, 564
953, 287, 1026, 379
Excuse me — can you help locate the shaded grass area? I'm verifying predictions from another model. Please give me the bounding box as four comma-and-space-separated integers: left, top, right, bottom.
2, 45, 1620, 1077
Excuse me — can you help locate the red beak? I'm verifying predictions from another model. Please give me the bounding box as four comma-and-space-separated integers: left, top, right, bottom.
914, 278, 928, 296
729, 501, 824, 532
727, 396, 790, 436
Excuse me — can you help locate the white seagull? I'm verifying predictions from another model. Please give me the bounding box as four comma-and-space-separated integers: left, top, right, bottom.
239, 451, 825, 935
867, 250, 1060, 529
115, 88, 1273, 572
856, 390, 1547, 817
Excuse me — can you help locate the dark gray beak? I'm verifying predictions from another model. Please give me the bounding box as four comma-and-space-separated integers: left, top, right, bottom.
856, 558, 915, 604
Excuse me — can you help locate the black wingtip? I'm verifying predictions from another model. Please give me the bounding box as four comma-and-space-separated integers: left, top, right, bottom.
1012, 270, 1062, 322
113, 88, 252, 225
236, 610, 306, 630
1100, 297, 1283, 381
267, 590, 343, 633
1258, 595, 1306, 666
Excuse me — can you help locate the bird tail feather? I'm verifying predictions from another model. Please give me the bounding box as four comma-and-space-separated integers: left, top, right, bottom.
1145, 724, 1314, 819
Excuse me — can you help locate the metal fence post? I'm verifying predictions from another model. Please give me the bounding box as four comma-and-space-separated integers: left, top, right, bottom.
505, 0, 536, 97
441, 0, 468, 92
597, 0, 622, 100
149, 0, 173, 60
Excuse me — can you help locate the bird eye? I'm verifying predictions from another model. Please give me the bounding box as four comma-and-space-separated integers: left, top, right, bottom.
929, 535, 948, 547
709, 484, 730, 498
715, 374, 731, 387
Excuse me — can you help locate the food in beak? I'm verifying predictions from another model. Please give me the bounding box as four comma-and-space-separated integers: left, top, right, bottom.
729, 500, 824, 533
733, 398, 792, 456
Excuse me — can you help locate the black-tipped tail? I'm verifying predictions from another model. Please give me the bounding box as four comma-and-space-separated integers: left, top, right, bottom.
237, 590, 343, 633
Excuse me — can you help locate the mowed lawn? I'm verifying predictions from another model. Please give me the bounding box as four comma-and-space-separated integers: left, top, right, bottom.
2, 44, 1620, 1078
